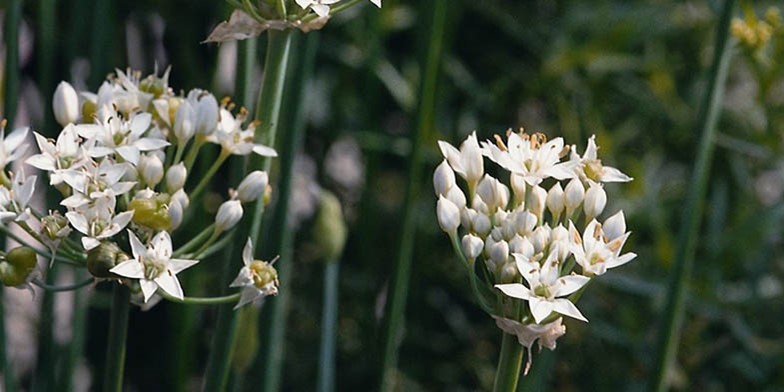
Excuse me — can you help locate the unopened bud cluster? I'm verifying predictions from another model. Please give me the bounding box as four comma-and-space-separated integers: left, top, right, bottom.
435, 129, 636, 372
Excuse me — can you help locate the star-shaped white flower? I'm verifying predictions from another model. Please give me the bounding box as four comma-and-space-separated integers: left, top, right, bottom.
295, 0, 341, 17
568, 212, 636, 276
482, 132, 576, 186
0, 171, 36, 223
230, 238, 279, 309
110, 230, 198, 302
26, 126, 89, 186
65, 195, 134, 250
208, 108, 277, 157
60, 159, 136, 208
569, 135, 632, 183
496, 252, 590, 324
437, 131, 484, 187
76, 108, 169, 165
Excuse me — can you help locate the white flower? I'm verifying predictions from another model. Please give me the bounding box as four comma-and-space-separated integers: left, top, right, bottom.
0, 171, 36, 223
53, 81, 80, 126
496, 252, 590, 324
0, 126, 29, 170
569, 216, 636, 276
110, 231, 198, 302
570, 135, 632, 183
26, 126, 88, 185
76, 109, 169, 165
60, 159, 136, 208
230, 238, 279, 309
209, 108, 277, 157
433, 160, 455, 197
235, 170, 268, 203
65, 196, 134, 250
482, 132, 576, 186
438, 132, 484, 188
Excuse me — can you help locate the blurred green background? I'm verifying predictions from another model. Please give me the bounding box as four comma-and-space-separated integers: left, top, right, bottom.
1, 0, 783, 390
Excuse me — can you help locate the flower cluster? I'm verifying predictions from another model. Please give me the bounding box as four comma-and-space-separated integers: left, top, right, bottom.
206, 0, 382, 42
435, 129, 635, 372
0, 68, 279, 308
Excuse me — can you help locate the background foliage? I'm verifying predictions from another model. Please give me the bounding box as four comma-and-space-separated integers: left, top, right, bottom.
1, 0, 783, 390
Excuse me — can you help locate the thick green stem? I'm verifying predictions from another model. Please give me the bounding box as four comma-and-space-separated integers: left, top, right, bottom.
317, 261, 340, 392
379, 1, 448, 390
204, 28, 294, 391
650, 1, 735, 391
31, 265, 58, 392
59, 271, 90, 391
493, 332, 524, 392
103, 284, 130, 392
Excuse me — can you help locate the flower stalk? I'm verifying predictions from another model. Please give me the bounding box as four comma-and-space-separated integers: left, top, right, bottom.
380, 1, 448, 390
650, 0, 736, 390
494, 332, 524, 392
103, 284, 130, 392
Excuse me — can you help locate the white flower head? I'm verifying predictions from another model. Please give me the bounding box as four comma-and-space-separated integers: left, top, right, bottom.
569, 217, 636, 277
76, 109, 169, 165
110, 230, 198, 302
570, 135, 632, 183
65, 196, 134, 250
496, 252, 590, 324
230, 238, 279, 309
26, 126, 89, 186
482, 131, 576, 186
209, 108, 277, 157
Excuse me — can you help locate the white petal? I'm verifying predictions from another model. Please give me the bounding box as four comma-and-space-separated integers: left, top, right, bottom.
529, 297, 554, 324
243, 238, 253, 266
606, 252, 637, 269
135, 138, 170, 151
110, 259, 145, 279
168, 258, 198, 274
555, 275, 590, 297
495, 283, 531, 300
230, 267, 253, 287
552, 298, 588, 322
139, 279, 159, 302
600, 166, 633, 182
152, 231, 173, 256
25, 154, 57, 171
128, 230, 146, 260
81, 236, 100, 251
155, 271, 184, 300
252, 144, 278, 157
65, 211, 89, 235
129, 112, 152, 136
234, 286, 263, 309
116, 146, 140, 166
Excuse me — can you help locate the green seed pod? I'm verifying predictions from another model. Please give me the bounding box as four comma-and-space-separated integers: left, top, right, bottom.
87, 242, 130, 278
129, 196, 171, 231
313, 191, 347, 262
0, 246, 38, 287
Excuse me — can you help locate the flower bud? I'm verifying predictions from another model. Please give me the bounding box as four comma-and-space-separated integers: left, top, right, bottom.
461, 208, 477, 231
169, 199, 184, 230
194, 92, 219, 136
139, 154, 164, 188
488, 240, 510, 265
531, 226, 550, 254
603, 210, 626, 241
564, 178, 585, 216
546, 183, 565, 219
583, 181, 607, 222
461, 234, 484, 261
500, 262, 518, 283
216, 199, 243, 232
0, 246, 37, 286
510, 173, 527, 205
171, 188, 190, 210
166, 163, 187, 192
87, 241, 130, 278
436, 195, 460, 234
53, 81, 80, 126
236, 171, 269, 203
509, 235, 534, 258
477, 175, 509, 212
174, 100, 196, 144
313, 191, 347, 261
433, 160, 455, 197
550, 224, 570, 260
445, 186, 466, 211
528, 185, 547, 221
513, 210, 537, 236
472, 212, 491, 237
129, 195, 171, 231
463, 133, 485, 185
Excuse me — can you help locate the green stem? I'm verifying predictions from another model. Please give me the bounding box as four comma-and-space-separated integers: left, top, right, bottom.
449, 233, 494, 314
0, 244, 13, 392
650, 1, 735, 391
31, 277, 94, 292
59, 271, 90, 391
183, 137, 207, 172
493, 332, 524, 392
317, 260, 340, 392
379, 1, 448, 390
161, 292, 241, 306
103, 284, 130, 392
31, 266, 58, 392
188, 150, 230, 201
173, 223, 216, 257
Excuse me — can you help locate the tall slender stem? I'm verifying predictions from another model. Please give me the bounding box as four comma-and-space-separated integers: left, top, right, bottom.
317, 260, 340, 392
379, 1, 448, 390
650, 1, 735, 391
493, 332, 524, 392
103, 284, 130, 392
